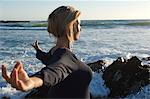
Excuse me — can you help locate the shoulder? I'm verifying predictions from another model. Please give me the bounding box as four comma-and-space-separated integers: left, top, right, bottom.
52, 48, 71, 55
48, 48, 76, 65
77, 60, 93, 79
52, 48, 77, 59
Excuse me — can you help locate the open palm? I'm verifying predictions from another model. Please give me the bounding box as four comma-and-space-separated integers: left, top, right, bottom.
2, 61, 34, 91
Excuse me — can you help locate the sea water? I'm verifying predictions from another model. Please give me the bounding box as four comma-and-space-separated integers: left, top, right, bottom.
0, 20, 150, 98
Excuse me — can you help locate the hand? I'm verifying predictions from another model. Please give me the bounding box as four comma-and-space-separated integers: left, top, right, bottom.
2, 61, 35, 91
32, 40, 42, 51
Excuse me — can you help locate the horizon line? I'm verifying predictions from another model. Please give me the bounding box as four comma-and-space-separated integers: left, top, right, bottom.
1, 18, 150, 22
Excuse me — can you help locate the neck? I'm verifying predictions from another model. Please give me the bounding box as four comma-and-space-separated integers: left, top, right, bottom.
56, 36, 71, 49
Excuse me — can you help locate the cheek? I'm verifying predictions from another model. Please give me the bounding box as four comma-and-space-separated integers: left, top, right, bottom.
75, 25, 81, 39
78, 25, 81, 32
72, 23, 81, 41
74, 31, 80, 40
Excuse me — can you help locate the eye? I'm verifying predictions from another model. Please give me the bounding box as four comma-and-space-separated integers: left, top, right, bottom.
73, 21, 77, 26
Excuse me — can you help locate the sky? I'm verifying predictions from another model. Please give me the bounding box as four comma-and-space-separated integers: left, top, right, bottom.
0, 0, 150, 21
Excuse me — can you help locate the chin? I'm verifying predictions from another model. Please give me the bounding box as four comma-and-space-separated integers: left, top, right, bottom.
74, 34, 80, 41
74, 37, 79, 41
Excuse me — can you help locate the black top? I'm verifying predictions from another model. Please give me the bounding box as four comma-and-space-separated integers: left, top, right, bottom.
27, 48, 92, 98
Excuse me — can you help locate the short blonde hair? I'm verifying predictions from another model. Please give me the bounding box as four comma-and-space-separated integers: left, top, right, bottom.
47, 6, 81, 41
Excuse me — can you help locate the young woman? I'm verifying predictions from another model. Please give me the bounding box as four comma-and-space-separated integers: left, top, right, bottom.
2, 6, 92, 98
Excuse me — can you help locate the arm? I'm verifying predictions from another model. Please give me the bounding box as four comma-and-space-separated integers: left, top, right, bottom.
32, 64, 70, 87
32, 41, 50, 65
2, 62, 43, 92
36, 50, 50, 65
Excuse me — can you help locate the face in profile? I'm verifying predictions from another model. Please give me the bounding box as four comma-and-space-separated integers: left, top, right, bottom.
47, 6, 81, 42
73, 18, 81, 41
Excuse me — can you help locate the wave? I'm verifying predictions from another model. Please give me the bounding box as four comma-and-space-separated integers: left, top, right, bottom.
81, 20, 150, 27
0, 20, 150, 30
126, 22, 150, 26
32, 20, 150, 27
0, 26, 46, 30
0, 21, 48, 30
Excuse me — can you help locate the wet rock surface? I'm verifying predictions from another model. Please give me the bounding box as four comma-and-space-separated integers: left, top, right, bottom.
87, 60, 106, 72
101, 56, 150, 98
88, 56, 150, 98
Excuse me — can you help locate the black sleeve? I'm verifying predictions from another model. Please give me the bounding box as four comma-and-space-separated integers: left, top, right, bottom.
36, 50, 50, 65
32, 64, 71, 88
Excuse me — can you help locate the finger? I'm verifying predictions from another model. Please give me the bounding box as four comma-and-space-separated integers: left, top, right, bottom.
31, 41, 38, 50
14, 61, 21, 69
2, 65, 11, 83
35, 40, 39, 46
31, 43, 35, 47
10, 61, 21, 78
35, 40, 38, 44
11, 68, 17, 87
31, 41, 36, 47
13, 68, 19, 87
15, 61, 23, 70
18, 62, 25, 75
18, 80, 26, 91
19, 62, 23, 70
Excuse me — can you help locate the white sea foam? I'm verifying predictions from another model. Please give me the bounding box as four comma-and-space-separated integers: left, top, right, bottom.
89, 72, 110, 97
0, 20, 150, 98
0, 84, 28, 99
126, 53, 132, 59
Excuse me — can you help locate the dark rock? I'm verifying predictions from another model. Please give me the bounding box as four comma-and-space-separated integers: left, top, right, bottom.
87, 60, 106, 72
143, 65, 150, 68
102, 56, 149, 98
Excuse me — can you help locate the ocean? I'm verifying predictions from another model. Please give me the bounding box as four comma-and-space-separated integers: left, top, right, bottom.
0, 20, 150, 98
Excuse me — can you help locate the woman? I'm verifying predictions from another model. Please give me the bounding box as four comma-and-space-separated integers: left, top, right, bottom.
2, 6, 92, 98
